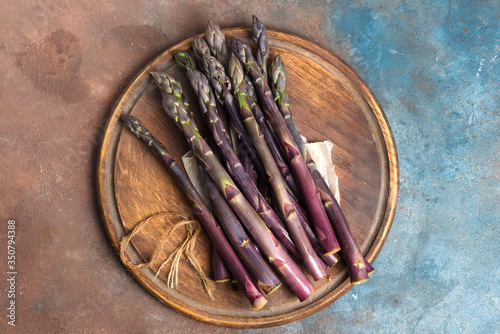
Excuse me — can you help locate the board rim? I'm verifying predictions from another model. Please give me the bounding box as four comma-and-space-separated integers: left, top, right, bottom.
96, 28, 399, 328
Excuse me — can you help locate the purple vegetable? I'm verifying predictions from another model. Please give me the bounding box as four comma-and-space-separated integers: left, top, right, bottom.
121, 115, 268, 309
231, 38, 340, 256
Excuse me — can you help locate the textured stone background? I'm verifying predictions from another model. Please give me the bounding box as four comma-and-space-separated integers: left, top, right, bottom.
1, 0, 498, 333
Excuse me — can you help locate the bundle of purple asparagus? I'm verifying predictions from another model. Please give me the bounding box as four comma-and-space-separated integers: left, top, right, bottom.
121, 16, 372, 309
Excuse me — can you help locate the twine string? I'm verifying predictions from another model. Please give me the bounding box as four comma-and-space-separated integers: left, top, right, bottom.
119, 211, 215, 299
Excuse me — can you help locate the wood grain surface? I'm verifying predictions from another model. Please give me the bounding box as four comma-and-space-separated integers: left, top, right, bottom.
96, 28, 399, 328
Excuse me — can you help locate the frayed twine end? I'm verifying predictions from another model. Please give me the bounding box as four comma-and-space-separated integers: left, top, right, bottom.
119, 211, 215, 300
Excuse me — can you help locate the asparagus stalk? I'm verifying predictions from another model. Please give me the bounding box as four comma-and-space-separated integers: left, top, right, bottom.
241, 67, 301, 200
174, 52, 337, 267
121, 115, 267, 310
172, 51, 231, 145
229, 54, 327, 281
200, 168, 282, 294
176, 68, 300, 259
252, 15, 270, 81
185, 67, 233, 148
202, 54, 266, 178
206, 21, 228, 66
241, 149, 258, 186
247, 81, 302, 201
173, 51, 336, 267
201, 54, 230, 104
183, 137, 231, 284
204, 54, 300, 213
270, 54, 369, 284
231, 38, 340, 256
241, 71, 276, 203
294, 200, 340, 267
152, 73, 314, 301
241, 62, 335, 266
212, 246, 231, 282
219, 48, 338, 268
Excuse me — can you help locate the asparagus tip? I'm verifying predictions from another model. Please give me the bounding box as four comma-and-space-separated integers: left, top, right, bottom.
207, 20, 220, 32
150, 71, 162, 84
121, 115, 142, 135
192, 34, 211, 62
173, 51, 196, 70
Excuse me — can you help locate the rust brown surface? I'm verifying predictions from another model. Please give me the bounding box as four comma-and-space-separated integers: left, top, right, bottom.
0, 1, 336, 332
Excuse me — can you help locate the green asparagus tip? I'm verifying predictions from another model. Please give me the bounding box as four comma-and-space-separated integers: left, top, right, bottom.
173, 51, 197, 70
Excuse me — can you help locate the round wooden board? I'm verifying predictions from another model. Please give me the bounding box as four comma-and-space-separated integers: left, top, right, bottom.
96, 28, 399, 328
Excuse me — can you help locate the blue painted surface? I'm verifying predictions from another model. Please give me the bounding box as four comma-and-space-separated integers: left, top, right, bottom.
276, 1, 499, 333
